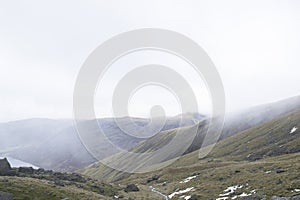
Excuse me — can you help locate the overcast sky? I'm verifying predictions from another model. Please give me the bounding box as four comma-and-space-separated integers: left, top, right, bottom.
0, 0, 300, 122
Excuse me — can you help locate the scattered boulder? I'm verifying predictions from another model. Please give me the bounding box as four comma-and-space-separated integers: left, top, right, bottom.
147, 175, 160, 183
54, 180, 65, 187
124, 184, 139, 192
189, 194, 199, 200
276, 169, 286, 174
91, 184, 105, 194
36, 168, 46, 174
0, 191, 13, 200
43, 192, 50, 196
276, 179, 283, 185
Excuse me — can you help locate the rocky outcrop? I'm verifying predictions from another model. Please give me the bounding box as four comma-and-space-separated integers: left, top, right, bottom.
271, 196, 300, 200
0, 158, 14, 176
18, 167, 34, 174
52, 172, 86, 183
124, 184, 139, 192
146, 174, 160, 183
0, 158, 87, 185
0, 191, 13, 200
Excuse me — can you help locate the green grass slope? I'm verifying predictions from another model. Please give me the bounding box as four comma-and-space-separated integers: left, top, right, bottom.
80, 109, 300, 199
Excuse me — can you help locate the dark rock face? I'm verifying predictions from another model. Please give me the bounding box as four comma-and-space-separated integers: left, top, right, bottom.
0, 191, 13, 200
0, 158, 13, 176
0, 158, 16, 176
0, 158, 87, 186
124, 184, 139, 192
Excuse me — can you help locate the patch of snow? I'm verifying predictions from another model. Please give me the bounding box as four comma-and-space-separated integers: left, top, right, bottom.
230, 189, 256, 199
179, 175, 198, 183
295, 189, 300, 192
169, 187, 194, 199
216, 197, 228, 200
219, 185, 243, 197
265, 171, 272, 174
290, 127, 298, 134
149, 186, 168, 200
179, 195, 191, 200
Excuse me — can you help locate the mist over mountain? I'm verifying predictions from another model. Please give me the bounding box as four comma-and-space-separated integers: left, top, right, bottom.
1, 96, 299, 173
0, 113, 203, 171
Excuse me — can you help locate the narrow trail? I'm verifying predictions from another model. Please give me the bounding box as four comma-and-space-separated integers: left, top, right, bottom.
149, 186, 169, 200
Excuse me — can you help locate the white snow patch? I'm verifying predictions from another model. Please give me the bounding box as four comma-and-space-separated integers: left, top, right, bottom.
219, 185, 243, 197
149, 186, 168, 200
226, 189, 256, 199
169, 187, 194, 199
290, 127, 298, 134
179, 195, 191, 200
179, 175, 198, 183
265, 171, 272, 174
295, 189, 300, 192
232, 193, 251, 199
216, 197, 228, 200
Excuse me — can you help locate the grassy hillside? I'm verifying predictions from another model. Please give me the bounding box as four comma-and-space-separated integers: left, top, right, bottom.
0, 176, 112, 200
208, 109, 300, 161
80, 109, 300, 199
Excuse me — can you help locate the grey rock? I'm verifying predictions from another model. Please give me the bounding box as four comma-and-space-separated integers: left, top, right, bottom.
0, 158, 12, 175
18, 167, 34, 174
189, 194, 199, 200
270, 197, 290, 200
291, 195, 300, 200
124, 184, 139, 192
147, 175, 160, 183
239, 194, 266, 200
275, 169, 286, 174
54, 180, 65, 187
0, 191, 13, 200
